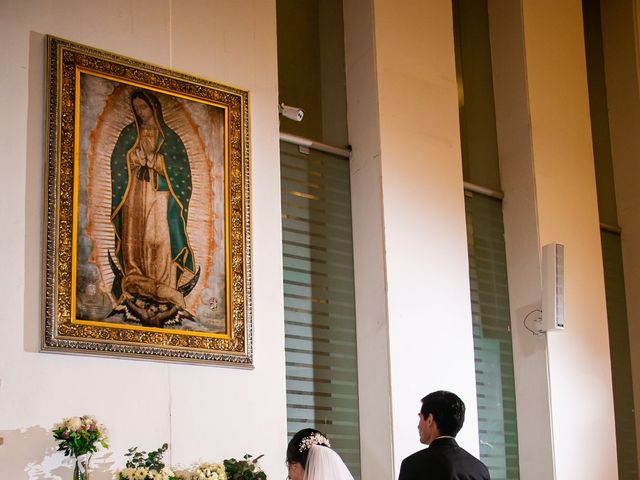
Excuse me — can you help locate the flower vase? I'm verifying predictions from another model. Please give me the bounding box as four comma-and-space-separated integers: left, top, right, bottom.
73, 455, 91, 480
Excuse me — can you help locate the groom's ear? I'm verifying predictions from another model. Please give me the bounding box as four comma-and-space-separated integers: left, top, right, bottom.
426, 413, 439, 430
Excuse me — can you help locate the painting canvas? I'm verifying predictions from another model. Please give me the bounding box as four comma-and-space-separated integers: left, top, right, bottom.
42, 36, 252, 365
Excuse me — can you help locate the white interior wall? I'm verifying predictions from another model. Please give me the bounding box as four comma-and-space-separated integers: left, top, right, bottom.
0, 1, 288, 479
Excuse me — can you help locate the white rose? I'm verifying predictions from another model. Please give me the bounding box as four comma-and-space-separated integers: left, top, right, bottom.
68, 417, 82, 431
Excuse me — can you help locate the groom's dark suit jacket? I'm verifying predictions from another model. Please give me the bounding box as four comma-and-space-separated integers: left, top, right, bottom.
398, 437, 490, 480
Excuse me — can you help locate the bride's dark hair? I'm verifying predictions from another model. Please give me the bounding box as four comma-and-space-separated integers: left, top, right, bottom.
287, 428, 330, 468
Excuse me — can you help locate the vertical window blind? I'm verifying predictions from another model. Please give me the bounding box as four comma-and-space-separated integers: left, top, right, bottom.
601, 229, 638, 480
465, 191, 520, 480
280, 140, 361, 479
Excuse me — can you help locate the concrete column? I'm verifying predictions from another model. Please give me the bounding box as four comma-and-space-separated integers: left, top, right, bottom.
487, 0, 555, 477
343, 0, 394, 478
601, 0, 640, 467
344, 1, 480, 478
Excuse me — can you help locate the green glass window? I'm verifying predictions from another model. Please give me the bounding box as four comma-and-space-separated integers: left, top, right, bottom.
465, 191, 520, 480
280, 141, 361, 479
601, 230, 638, 480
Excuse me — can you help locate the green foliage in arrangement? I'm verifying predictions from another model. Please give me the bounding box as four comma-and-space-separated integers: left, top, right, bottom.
117, 443, 182, 480
125, 443, 170, 471
223, 454, 267, 480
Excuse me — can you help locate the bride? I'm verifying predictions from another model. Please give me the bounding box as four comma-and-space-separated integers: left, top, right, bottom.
286, 429, 355, 480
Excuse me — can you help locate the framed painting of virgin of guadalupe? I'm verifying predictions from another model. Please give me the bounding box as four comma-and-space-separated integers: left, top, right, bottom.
42, 36, 253, 366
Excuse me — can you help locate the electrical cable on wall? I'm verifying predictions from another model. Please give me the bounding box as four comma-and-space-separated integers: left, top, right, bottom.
523, 309, 544, 335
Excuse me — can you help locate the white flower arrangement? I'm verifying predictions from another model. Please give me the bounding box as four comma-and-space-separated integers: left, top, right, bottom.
115, 444, 181, 480
191, 463, 227, 480
52, 414, 109, 457
117, 466, 176, 480
112, 445, 265, 480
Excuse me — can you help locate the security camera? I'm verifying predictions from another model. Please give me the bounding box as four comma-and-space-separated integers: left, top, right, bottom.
279, 102, 304, 122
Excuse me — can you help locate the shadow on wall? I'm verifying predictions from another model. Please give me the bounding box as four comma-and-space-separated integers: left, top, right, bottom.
0, 426, 115, 479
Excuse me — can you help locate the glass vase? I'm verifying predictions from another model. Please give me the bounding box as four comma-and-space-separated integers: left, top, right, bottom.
73, 455, 91, 480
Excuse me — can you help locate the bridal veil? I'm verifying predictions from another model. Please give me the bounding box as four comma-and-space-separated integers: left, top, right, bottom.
302, 445, 355, 480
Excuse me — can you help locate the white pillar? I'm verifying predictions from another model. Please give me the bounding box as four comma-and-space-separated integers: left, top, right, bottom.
601, 0, 640, 467
491, 0, 619, 478
345, 1, 480, 478
487, 0, 556, 477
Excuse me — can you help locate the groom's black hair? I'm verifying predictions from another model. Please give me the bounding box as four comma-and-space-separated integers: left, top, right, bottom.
420, 390, 466, 437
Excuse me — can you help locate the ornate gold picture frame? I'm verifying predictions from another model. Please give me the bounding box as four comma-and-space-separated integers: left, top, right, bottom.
42, 36, 253, 366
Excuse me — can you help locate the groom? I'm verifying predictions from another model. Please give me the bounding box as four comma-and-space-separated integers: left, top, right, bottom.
398, 390, 490, 480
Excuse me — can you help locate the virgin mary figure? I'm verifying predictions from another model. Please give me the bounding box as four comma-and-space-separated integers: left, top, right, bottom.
109, 90, 199, 327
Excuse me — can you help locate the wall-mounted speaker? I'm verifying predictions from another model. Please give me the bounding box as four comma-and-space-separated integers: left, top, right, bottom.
542, 243, 565, 331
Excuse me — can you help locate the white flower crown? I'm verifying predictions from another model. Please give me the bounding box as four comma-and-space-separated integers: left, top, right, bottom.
299, 432, 331, 452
